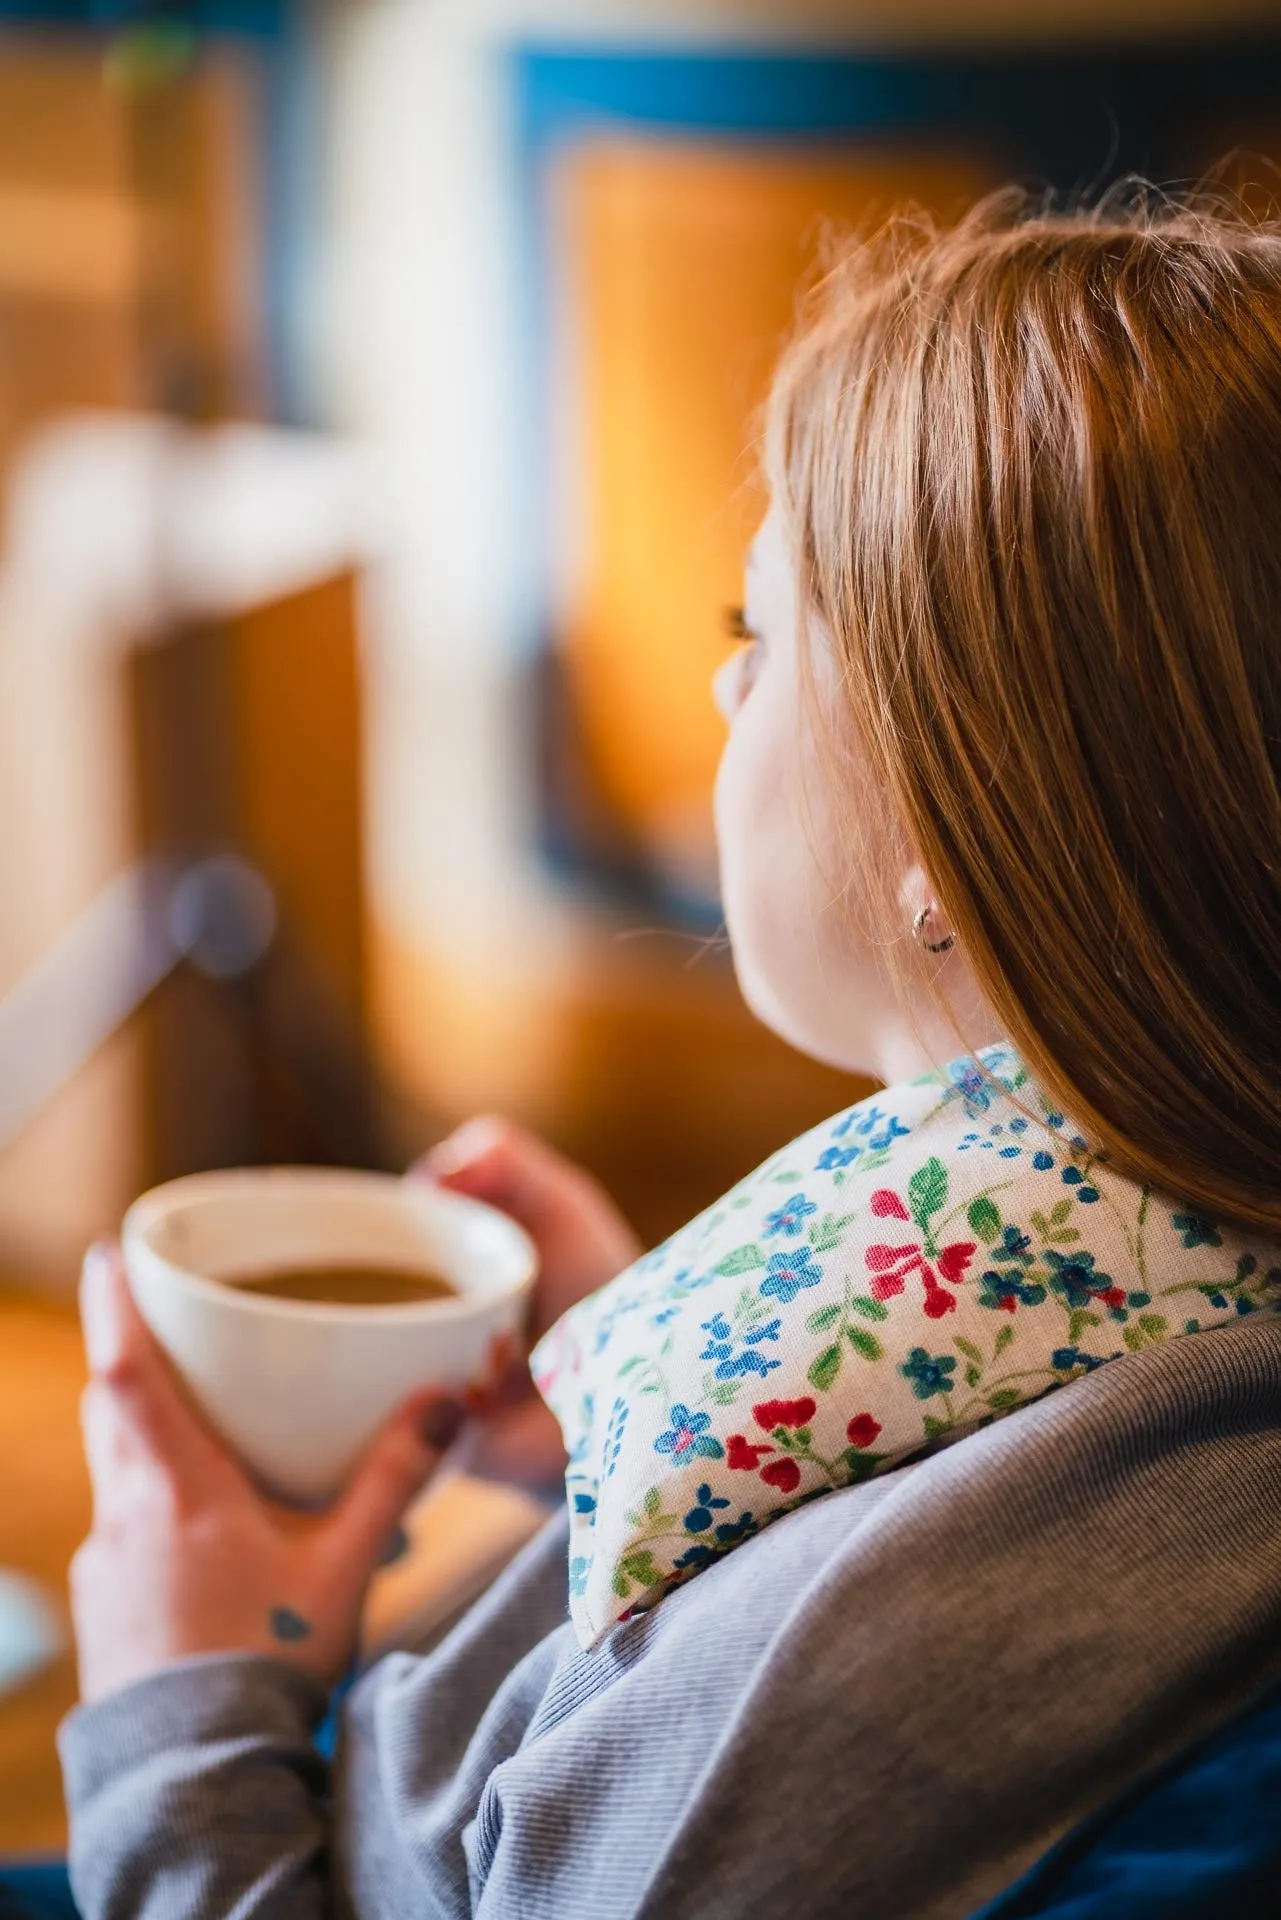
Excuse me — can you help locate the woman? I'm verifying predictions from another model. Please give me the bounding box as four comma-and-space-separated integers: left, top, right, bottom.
53, 190, 1281, 1916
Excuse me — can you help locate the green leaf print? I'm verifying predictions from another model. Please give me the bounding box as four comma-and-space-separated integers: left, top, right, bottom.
954, 1336, 984, 1365
994, 1325, 1015, 1357
846, 1327, 883, 1362
967, 1197, 1002, 1244
1139, 1314, 1168, 1339
808, 1344, 843, 1391
987, 1389, 1020, 1410
810, 1211, 856, 1253
841, 1448, 888, 1483
1049, 1199, 1073, 1225
715, 1244, 764, 1276
1122, 1324, 1145, 1353
806, 1303, 841, 1333
922, 1414, 951, 1440
643, 1486, 661, 1518
965, 1366, 981, 1388
613, 1548, 664, 1599
850, 1295, 890, 1322
909, 1158, 949, 1231
1067, 1307, 1101, 1344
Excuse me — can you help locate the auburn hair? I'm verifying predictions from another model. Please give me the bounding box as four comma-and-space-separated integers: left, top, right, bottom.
765, 185, 1281, 1236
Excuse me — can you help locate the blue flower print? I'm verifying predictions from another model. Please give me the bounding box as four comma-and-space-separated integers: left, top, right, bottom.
654, 1403, 724, 1461
650, 1306, 681, 1327
763, 1193, 818, 1239
979, 1268, 1047, 1310
699, 1313, 782, 1380
941, 1059, 994, 1119
1172, 1210, 1223, 1250
816, 1143, 861, 1172
849, 1104, 911, 1151
713, 1511, 760, 1548
900, 1348, 957, 1399
684, 1483, 731, 1533
672, 1542, 718, 1573
995, 1224, 1033, 1263
1043, 1249, 1116, 1310
664, 1266, 714, 1296
1060, 1167, 1099, 1201
977, 1041, 1023, 1083
829, 1110, 858, 1139
602, 1397, 628, 1479
569, 1555, 592, 1597
1032, 1151, 1055, 1171
699, 1311, 733, 1356
760, 1246, 824, 1305
1051, 1347, 1106, 1374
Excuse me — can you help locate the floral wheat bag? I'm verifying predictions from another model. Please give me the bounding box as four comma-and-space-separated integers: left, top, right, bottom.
530, 1042, 1281, 1648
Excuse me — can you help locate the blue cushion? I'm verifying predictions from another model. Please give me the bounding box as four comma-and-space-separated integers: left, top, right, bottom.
0, 1862, 78, 1920
971, 1677, 1281, 1917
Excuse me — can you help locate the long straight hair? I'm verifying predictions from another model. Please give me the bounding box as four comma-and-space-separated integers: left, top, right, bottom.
766, 187, 1281, 1235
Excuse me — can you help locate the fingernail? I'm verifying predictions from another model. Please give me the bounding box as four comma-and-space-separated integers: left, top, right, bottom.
377, 1522, 411, 1568
81, 1243, 121, 1373
419, 1397, 467, 1452
423, 1118, 502, 1179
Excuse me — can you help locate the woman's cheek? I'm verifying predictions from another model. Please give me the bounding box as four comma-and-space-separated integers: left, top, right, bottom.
714, 693, 784, 954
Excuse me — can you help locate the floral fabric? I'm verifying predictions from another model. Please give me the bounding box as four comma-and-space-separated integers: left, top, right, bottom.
530, 1043, 1281, 1648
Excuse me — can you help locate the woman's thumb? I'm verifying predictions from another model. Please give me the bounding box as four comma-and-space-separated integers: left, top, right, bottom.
325, 1391, 466, 1573
414, 1117, 573, 1236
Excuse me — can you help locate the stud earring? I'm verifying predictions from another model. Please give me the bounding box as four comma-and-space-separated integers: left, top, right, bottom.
912, 903, 956, 954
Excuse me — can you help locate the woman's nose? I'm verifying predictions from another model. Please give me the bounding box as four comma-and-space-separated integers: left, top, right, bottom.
712, 653, 741, 722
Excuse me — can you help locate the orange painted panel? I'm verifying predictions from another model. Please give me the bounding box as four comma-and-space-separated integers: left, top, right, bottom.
550, 139, 993, 877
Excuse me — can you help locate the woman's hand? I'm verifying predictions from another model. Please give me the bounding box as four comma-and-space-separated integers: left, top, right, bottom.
413, 1118, 642, 1487
71, 1245, 461, 1707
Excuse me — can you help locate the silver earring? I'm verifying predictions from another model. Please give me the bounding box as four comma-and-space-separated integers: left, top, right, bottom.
912, 903, 956, 954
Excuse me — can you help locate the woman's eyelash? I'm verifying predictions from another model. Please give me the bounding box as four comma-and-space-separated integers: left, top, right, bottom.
724, 605, 758, 642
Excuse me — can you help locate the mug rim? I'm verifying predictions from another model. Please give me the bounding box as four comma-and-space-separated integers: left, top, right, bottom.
121, 1164, 538, 1327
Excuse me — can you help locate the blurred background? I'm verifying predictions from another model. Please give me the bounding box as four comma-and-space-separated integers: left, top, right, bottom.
1, 0, 1280, 1855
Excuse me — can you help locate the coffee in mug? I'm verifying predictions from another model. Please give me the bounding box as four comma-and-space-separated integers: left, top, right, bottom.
122, 1166, 538, 1502
229, 1264, 458, 1308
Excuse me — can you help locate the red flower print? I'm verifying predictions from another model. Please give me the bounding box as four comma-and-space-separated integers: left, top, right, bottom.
846, 1413, 882, 1449
728, 1434, 771, 1470
1099, 1287, 1127, 1309
936, 1241, 977, 1285
871, 1188, 910, 1219
753, 1396, 817, 1432
865, 1243, 917, 1300
760, 1457, 801, 1493
865, 1236, 975, 1317
923, 1282, 958, 1319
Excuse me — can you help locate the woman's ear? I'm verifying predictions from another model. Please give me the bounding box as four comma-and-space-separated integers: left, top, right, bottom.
896, 861, 934, 924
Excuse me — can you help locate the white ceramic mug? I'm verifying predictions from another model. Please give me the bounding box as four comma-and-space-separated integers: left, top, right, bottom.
122, 1166, 538, 1504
